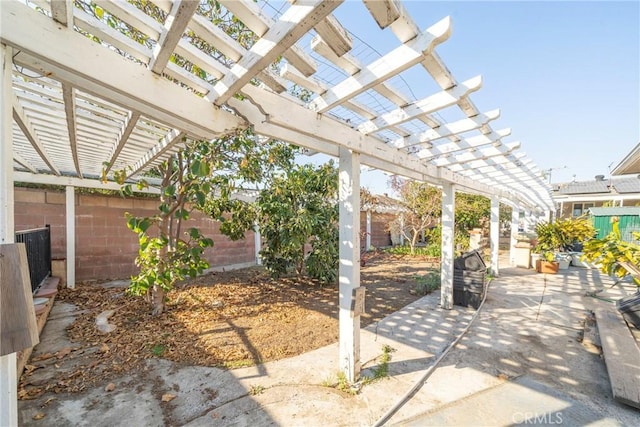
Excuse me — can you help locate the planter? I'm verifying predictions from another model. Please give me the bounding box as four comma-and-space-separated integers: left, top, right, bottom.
556, 253, 571, 270
539, 260, 559, 274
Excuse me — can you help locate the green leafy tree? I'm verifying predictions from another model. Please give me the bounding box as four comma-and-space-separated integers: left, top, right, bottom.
582, 217, 640, 285
117, 131, 296, 314
389, 177, 442, 255
258, 162, 338, 283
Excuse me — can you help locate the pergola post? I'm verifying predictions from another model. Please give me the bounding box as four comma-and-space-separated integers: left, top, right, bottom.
366, 210, 372, 251
0, 42, 18, 427
66, 186, 75, 289
440, 182, 455, 310
254, 222, 262, 265
338, 147, 361, 382
490, 196, 500, 277
510, 205, 520, 266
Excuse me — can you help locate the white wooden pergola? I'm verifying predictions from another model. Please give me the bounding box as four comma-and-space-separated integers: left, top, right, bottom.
0, 1, 554, 423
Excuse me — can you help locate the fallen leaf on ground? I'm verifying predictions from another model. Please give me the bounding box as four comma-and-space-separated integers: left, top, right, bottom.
100, 343, 110, 353
161, 393, 176, 402
56, 347, 72, 359
104, 383, 116, 392
32, 413, 45, 420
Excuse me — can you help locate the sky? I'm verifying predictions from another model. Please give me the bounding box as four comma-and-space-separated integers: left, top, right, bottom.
298, 1, 640, 195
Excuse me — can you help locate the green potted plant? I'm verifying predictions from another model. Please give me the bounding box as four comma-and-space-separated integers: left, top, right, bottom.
533, 217, 595, 272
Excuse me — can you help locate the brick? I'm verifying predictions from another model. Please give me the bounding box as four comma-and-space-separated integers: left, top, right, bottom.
14, 188, 45, 203
79, 194, 108, 207
132, 198, 160, 210
107, 197, 134, 209
45, 191, 66, 205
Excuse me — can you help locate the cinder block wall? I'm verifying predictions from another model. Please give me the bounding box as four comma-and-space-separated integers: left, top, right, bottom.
14, 187, 256, 281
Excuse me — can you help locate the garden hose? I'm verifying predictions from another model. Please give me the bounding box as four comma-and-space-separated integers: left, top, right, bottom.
371, 279, 492, 427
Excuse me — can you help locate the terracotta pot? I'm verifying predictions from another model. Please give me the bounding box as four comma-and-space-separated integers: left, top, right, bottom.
539, 260, 559, 274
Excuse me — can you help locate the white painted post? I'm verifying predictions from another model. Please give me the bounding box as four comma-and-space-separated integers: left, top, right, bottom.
559, 201, 564, 219
399, 213, 405, 246
490, 196, 500, 277
510, 205, 520, 267
66, 186, 75, 289
366, 210, 371, 251
440, 183, 455, 310
338, 147, 361, 382
0, 42, 18, 427
254, 222, 262, 265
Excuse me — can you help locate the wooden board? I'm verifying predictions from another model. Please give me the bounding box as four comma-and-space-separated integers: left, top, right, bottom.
596, 307, 640, 409
0, 243, 40, 356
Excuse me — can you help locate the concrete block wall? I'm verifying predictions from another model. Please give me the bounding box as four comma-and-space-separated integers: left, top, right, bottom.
14, 188, 255, 282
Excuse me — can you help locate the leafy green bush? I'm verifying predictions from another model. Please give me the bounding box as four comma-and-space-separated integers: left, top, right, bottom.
414, 272, 441, 295
385, 245, 440, 257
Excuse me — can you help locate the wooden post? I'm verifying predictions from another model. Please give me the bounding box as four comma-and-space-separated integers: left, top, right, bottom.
366, 210, 371, 251
490, 196, 500, 277
0, 42, 18, 427
440, 182, 455, 310
510, 205, 520, 267
254, 222, 262, 265
65, 185, 75, 288
338, 147, 361, 382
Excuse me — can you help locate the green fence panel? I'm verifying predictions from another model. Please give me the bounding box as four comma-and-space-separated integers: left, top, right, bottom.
591, 214, 640, 242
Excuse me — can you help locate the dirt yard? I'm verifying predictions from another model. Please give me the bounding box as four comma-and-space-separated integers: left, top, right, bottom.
19, 251, 439, 398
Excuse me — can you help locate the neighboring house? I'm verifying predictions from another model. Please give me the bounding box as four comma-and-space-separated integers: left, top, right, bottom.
552, 175, 640, 219
360, 192, 403, 249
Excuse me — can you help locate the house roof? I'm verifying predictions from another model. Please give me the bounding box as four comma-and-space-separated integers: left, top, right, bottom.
1, 0, 554, 212
554, 176, 640, 196
611, 142, 640, 176
588, 207, 640, 217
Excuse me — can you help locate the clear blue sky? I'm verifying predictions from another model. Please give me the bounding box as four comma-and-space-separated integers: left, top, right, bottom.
301, 1, 639, 194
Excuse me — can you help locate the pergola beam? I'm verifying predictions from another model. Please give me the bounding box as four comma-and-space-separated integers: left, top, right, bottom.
13, 152, 38, 174
236, 84, 526, 204
314, 14, 352, 57
12, 95, 60, 175
50, 0, 73, 27
149, 0, 199, 74
1, 2, 245, 139
310, 17, 452, 113
127, 129, 186, 178
210, 0, 343, 106
219, 0, 318, 77
391, 109, 500, 149
357, 75, 482, 134
104, 111, 141, 174
417, 128, 511, 159
61, 84, 82, 178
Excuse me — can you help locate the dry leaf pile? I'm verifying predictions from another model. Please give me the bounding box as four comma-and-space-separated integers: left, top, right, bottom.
19, 252, 435, 399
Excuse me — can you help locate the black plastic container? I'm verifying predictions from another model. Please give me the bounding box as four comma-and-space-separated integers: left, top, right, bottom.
453, 250, 487, 309
616, 292, 640, 328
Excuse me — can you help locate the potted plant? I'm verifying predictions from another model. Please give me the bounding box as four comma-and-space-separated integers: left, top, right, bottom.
533, 217, 595, 272
538, 250, 559, 274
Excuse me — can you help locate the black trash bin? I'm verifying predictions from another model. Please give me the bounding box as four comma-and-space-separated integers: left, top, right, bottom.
453, 250, 487, 309
616, 292, 640, 328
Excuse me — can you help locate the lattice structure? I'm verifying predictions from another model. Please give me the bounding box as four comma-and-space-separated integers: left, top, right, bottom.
1, 0, 553, 210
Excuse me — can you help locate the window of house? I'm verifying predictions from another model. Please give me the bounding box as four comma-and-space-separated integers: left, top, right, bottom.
572, 203, 594, 217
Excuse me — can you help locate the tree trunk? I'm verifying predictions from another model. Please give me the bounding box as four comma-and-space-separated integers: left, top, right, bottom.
410, 231, 419, 255
151, 285, 166, 315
